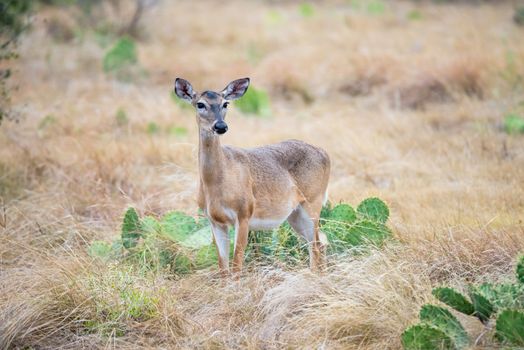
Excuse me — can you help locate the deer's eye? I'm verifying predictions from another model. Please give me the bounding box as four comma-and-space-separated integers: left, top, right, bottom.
222, 102, 229, 108
196, 102, 206, 109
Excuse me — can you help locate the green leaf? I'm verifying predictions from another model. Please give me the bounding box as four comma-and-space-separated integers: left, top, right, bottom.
121, 207, 142, 249
357, 197, 389, 223
419, 304, 469, 349
432, 287, 475, 316
495, 309, 524, 346
401, 323, 454, 350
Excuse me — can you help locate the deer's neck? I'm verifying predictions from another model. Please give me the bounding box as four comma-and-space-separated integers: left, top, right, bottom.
199, 128, 225, 186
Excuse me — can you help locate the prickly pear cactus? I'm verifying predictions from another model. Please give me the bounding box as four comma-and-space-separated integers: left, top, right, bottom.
432, 287, 475, 316
469, 288, 494, 324
330, 204, 357, 224
345, 220, 391, 247
517, 255, 524, 284
121, 207, 142, 249
495, 309, 524, 346
419, 304, 469, 349
401, 323, 454, 350
357, 197, 389, 223
141, 215, 162, 236
161, 211, 198, 241
477, 282, 524, 310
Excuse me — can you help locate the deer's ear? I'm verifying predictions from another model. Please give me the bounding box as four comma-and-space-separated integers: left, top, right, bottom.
221, 78, 250, 100
174, 78, 196, 103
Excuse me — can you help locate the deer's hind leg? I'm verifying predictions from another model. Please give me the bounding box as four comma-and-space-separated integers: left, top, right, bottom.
287, 199, 327, 271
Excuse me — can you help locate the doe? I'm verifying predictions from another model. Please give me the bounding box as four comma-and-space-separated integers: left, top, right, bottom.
174, 78, 331, 275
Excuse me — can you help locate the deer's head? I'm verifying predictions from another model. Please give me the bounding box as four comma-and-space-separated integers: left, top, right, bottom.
174, 78, 250, 135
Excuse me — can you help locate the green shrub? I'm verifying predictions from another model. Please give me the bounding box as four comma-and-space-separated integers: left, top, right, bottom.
115, 108, 128, 126
146, 121, 160, 134
167, 126, 188, 137
234, 86, 271, 117
299, 3, 315, 17
82, 266, 159, 336
407, 10, 422, 21
504, 114, 524, 134
102, 36, 144, 81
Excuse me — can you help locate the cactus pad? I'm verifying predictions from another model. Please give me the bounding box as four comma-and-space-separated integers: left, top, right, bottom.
345, 220, 392, 247
419, 304, 469, 348
121, 207, 142, 249
517, 255, 524, 284
330, 204, 357, 224
495, 309, 524, 346
357, 197, 389, 223
432, 287, 475, 316
161, 211, 199, 241
469, 288, 494, 324
401, 323, 454, 350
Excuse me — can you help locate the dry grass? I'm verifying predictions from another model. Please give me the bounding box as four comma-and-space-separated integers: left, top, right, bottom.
1, 0, 524, 348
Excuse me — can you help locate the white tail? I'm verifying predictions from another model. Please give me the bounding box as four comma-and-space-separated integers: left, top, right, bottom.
174, 78, 331, 275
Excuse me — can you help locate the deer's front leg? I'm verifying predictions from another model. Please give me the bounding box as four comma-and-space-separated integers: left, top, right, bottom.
232, 219, 249, 276
211, 222, 230, 276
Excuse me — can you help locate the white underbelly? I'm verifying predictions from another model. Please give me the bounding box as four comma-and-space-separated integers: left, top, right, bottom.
248, 216, 288, 231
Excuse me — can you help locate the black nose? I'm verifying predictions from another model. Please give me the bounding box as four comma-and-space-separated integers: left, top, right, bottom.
213, 121, 228, 134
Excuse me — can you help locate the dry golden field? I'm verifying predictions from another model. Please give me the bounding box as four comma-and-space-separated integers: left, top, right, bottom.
1, 0, 524, 349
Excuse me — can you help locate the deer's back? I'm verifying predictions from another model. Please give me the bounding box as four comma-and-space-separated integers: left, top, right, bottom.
224, 139, 330, 202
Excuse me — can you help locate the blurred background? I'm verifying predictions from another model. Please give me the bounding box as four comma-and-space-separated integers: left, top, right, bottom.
1, 0, 524, 348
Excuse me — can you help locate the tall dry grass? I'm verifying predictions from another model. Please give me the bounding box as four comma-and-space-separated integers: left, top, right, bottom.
1, 0, 524, 348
